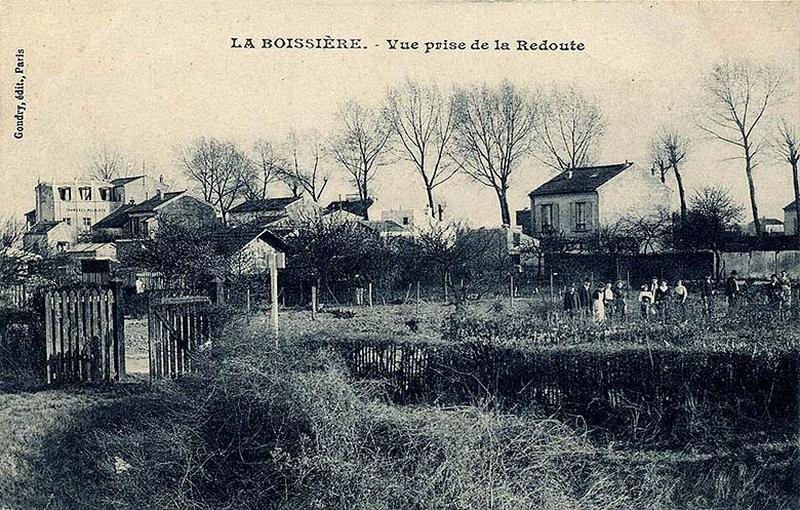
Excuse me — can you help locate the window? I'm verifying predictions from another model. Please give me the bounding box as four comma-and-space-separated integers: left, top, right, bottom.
540, 204, 554, 231
82, 217, 92, 230
63, 218, 72, 226
113, 186, 125, 202
78, 187, 92, 201
402, 216, 410, 225
58, 187, 72, 201
574, 202, 588, 231
99, 187, 112, 201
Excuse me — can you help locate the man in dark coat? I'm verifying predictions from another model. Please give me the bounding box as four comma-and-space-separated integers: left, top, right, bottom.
563, 283, 580, 318
578, 279, 592, 313
700, 275, 716, 316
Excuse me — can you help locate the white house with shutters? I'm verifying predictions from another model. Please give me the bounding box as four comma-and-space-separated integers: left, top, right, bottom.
527, 162, 673, 239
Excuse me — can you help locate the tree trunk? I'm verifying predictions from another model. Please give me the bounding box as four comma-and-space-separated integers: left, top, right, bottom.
792, 161, 800, 237
744, 154, 762, 238
425, 186, 436, 217
496, 188, 511, 226
673, 163, 688, 223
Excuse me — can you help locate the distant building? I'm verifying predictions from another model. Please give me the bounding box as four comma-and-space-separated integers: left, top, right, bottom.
22, 220, 77, 252
325, 195, 374, 220
32, 175, 167, 233
209, 225, 288, 275
783, 201, 800, 235
747, 217, 784, 236
364, 219, 411, 238
527, 162, 672, 239
229, 196, 319, 227
124, 190, 217, 237
65, 242, 117, 261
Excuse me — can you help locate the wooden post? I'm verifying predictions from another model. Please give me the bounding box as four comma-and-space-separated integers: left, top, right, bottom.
444, 271, 449, 303
550, 272, 554, 304
245, 287, 251, 312
415, 281, 420, 315
212, 277, 225, 305
311, 285, 317, 320
509, 274, 514, 309
110, 278, 126, 380
368, 282, 373, 307
270, 252, 279, 342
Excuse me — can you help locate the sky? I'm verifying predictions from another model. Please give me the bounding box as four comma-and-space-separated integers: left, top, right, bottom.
1, 1, 799, 227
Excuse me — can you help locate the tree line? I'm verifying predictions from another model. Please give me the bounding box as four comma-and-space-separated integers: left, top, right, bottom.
81, 58, 796, 233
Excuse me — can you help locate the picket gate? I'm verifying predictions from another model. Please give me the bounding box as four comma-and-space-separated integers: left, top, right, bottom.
43, 287, 124, 383
148, 295, 211, 380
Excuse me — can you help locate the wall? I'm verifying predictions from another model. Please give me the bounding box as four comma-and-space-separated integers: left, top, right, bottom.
783, 208, 798, 237
37, 180, 117, 231
155, 195, 217, 232
596, 164, 673, 225
720, 250, 800, 279
530, 192, 598, 238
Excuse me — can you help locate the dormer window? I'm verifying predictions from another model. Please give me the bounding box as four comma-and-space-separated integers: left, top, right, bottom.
99, 187, 112, 201
78, 187, 92, 201
58, 187, 72, 201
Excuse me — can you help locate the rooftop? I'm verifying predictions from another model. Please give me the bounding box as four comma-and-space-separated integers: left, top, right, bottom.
529, 162, 633, 197
230, 196, 302, 214
127, 191, 185, 214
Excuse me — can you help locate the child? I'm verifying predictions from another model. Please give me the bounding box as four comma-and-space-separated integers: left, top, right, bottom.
638, 284, 654, 319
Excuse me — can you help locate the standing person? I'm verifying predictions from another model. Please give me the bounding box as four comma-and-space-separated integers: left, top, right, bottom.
638, 284, 654, 320
603, 282, 615, 321
648, 276, 659, 296
613, 280, 627, 320
767, 273, 783, 307
725, 270, 740, 309
563, 283, 580, 319
779, 270, 792, 317
674, 279, 688, 318
354, 274, 365, 306
578, 279, 592, 316
654, 280, 671, 322
592, 283, 606, 323
700, 275, 716, 317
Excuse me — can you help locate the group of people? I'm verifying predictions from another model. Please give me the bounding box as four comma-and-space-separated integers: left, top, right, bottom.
561, 270, 794, 323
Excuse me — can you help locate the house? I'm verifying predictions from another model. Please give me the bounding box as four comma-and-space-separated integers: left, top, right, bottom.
783, 201, 800, 235
210, 225, 288, 275
325, 195, 374, 220
527, 162, 672, 239
364, 219, 411, 238
228, 196, 320, 227
90, 203, 137, 240
22, 220, 77, 252
32, 175, 168, 233
747, 218, 784, 236
124, 190, 217, 237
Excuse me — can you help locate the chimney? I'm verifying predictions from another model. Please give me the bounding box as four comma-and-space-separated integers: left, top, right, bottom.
566, 169, 573, 179
156, 189, 163, 201
437, 204, 444, 221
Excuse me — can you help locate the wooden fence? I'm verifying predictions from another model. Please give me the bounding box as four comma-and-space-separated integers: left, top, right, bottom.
148, 296, 211, 380
43, 287, 125, 384
0, 284, 32, 308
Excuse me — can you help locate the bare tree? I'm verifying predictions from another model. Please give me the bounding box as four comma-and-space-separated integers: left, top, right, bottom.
329, 100, 393, 217
701, 59, 787, 237
87, 146, 131, 181
773, 119, 800, 236
243, 139, 283, 201
278, 130, 331, 202
650, 128, 691, 222
532, 85, 605, 171
386, 79, 458, 217
181, 137, 251, 223
452, 80, 538, 226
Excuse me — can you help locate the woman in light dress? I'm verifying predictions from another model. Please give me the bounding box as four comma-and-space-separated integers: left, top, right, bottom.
592, 282, 606, 323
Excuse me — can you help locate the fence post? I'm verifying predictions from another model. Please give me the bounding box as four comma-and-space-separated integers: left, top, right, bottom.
311, 285, 317, 320
270, 251, 279, 342
444, 271, 449, 303
111, 278, 126, 380
415, 281, 420, 316
212, 277, 225, 305
509, 274, 514, 309
368, 282, 373, 307
245, 287, 251, 312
